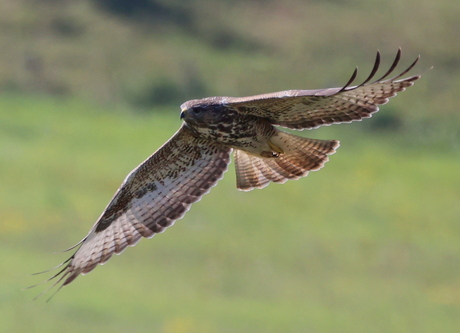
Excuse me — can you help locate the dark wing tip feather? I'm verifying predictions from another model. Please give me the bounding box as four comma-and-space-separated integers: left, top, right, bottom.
388, 54, 420, 82
338, 48, 420, 94
357, 50, 381, 87
370, 47, 402, 83
26, 260, 73, 301
337, 50, 382, 93
337, 67, 358, 93
29, 256, 73, 277
26, 250, 79, 301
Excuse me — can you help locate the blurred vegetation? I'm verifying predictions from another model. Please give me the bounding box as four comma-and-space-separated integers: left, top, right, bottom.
1, 0, 459, 332
1, 1, 459, 126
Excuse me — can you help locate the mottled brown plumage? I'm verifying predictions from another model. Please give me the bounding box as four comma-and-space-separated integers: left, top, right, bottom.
32, 49, 421, 297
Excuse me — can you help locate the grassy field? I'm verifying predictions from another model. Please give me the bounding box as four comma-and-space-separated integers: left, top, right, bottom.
1, 93, 459, 332
1, 1, 459, 332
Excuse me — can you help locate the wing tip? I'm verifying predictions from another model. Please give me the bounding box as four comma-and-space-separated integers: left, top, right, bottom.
338, 48, 422, 94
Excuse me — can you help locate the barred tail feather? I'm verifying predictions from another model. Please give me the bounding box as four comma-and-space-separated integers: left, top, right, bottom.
234, 131, 339, 191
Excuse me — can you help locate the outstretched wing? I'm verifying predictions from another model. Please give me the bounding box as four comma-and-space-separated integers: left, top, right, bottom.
39, 124, 231, 293
189, 49, 421, 130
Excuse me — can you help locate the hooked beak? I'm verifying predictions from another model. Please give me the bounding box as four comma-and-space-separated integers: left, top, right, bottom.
180, 110, 186, 119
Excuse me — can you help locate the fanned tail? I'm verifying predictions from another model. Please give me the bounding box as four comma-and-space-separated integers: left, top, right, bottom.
234, 130, 339, 191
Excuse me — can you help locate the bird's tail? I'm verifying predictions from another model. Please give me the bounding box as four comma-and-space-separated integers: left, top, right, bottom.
234, 130, 339, 191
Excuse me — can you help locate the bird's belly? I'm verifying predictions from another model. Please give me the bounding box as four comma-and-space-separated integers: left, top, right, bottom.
213, 130, 276, 157
192, 116, 276, 157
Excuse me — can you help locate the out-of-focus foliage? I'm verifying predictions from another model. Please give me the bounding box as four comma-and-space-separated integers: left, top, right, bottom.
1, 1, 459, 332
1, 1, 458, 127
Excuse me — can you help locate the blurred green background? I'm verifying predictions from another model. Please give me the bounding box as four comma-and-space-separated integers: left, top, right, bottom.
1, 0, 459, 332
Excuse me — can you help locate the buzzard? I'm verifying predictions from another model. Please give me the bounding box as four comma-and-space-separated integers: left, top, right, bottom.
34, 49, 421, 297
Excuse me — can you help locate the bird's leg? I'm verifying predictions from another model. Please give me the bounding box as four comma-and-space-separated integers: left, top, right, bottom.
260, 140, 284, 158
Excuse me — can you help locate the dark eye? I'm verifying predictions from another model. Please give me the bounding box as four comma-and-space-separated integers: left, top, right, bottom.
192, 108, 202, 114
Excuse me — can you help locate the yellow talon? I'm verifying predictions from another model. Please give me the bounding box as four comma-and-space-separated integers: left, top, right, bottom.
268, 140, 284, 155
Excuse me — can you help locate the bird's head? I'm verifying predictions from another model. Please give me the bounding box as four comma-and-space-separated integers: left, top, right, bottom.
180, 103, 230, 130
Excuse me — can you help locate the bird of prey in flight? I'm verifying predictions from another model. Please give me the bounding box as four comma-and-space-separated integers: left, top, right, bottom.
33, 49, 421, 297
